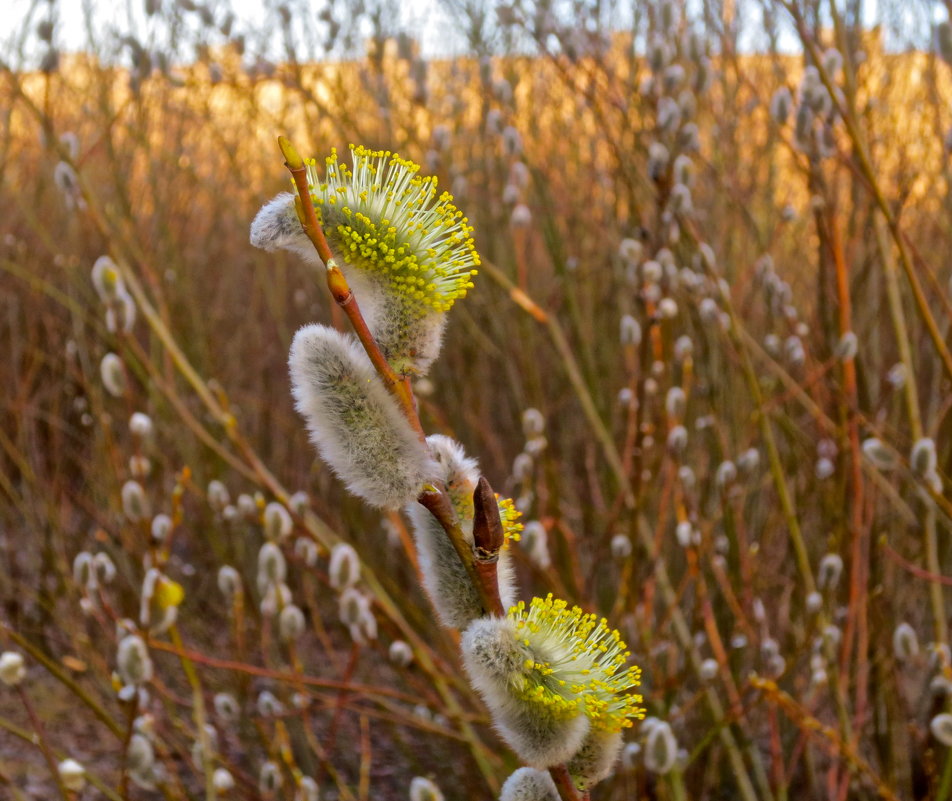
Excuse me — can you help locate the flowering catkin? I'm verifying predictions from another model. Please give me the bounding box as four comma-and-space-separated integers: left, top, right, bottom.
461, 596, 644, 767
407, 435, 517, 629
289, 325, 434, 509
255, 146, 480, 375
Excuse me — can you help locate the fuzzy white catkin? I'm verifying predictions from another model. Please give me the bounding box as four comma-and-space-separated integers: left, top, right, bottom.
151, 513, 172, 543
294, 536, 319, 567
279, 604, 306, 642
409, 776, 444, 801
911, 438, 937, 477
522, 408, 545, 437
644, 721, 677, 774
257, 543, 287, 592
329, 543, 361, 590
389, 639, 414, 667
619, 314, 642, 346
207, 480, 230, 512
611, 534, 632, 560
127, 733, 155, 773
932, 713, 952, 746
100, 352, 127, 397
259, 761, 283, 793
249, 192, 318, 265
567, 729, 624, 790
296, 776, 320, 801
129, 412, 154, 441
264, 501, 293, 541
217, 565, 242, 597
122, 480, 150, 522
58, 759, 86, 792
214, 692, 240, 721
862, 438, 896, 471
461, 616, 590, 767
92, 255, 123, 301
117, 634, 153, 685
408, 435, 516, 629
213, 768, 235, 792
892, 622, 919, 662
0, 652, 26, 686
499, 767, 560, 801
521, 520, 551, 570
290, 325, 435, 509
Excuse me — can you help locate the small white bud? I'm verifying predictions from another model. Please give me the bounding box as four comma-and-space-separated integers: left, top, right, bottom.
815, 457, 835, 480
264, 501, 293, 541
409, 776, 445, 801
522, 408, 546, 437
279, 604, 306, 642
100, 352, 127, 397
931, 713, 952, 747
0, 652, 26, 686
521, 520, 551, 569
213, 767, 235, 792
620, 314, 642, 346
288, 491, 309, 514
257, 690, 285, 717
665, 387, 686, 421
911, 438, 937, 477
329, 543, 361, 590
129, 412, 154, 441
699, 658, 718, 681
256, 543, 287, 592
259, 760, 283, 793
92, 255, 123, 301
644, 721, 677, 774
294, 537, 320, 567
296, 776, 320, 801
666, 425, 688, 456
835, 331, 858, 362
117, 635, 153, 685
513, 452, 534, 482
715, 460, 737, 491
611, 534, 633, 560
217, 565, 242, 598
862, 437, 896, 471
389, 640, 414, 667
151, 513, 172, 543
207, 480, 230, 513
806, 591, 823, 614
892, 622, 919, 662
58, 759, 86, 792
122, 480, 150, 522
511, 203, 532, 228
214, 692, 240, 720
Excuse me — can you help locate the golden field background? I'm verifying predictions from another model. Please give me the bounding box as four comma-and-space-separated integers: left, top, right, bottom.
2, 0, 952, 799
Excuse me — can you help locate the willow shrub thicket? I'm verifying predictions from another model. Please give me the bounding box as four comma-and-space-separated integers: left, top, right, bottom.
2, 0, 952, 799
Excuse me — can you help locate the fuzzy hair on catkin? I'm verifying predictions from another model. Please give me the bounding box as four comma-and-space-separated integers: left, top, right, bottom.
289, 325, 435, 510
567, 729, 624, 790
250, 193, 446, 376
408, 436, 516, 629
461, 617, 590, 767
249, 193, 320, 266
498, 768, 560, 801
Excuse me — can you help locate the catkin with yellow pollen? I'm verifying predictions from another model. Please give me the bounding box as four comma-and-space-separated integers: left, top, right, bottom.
307, 145, 479, 375
461, 594, 644, 768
